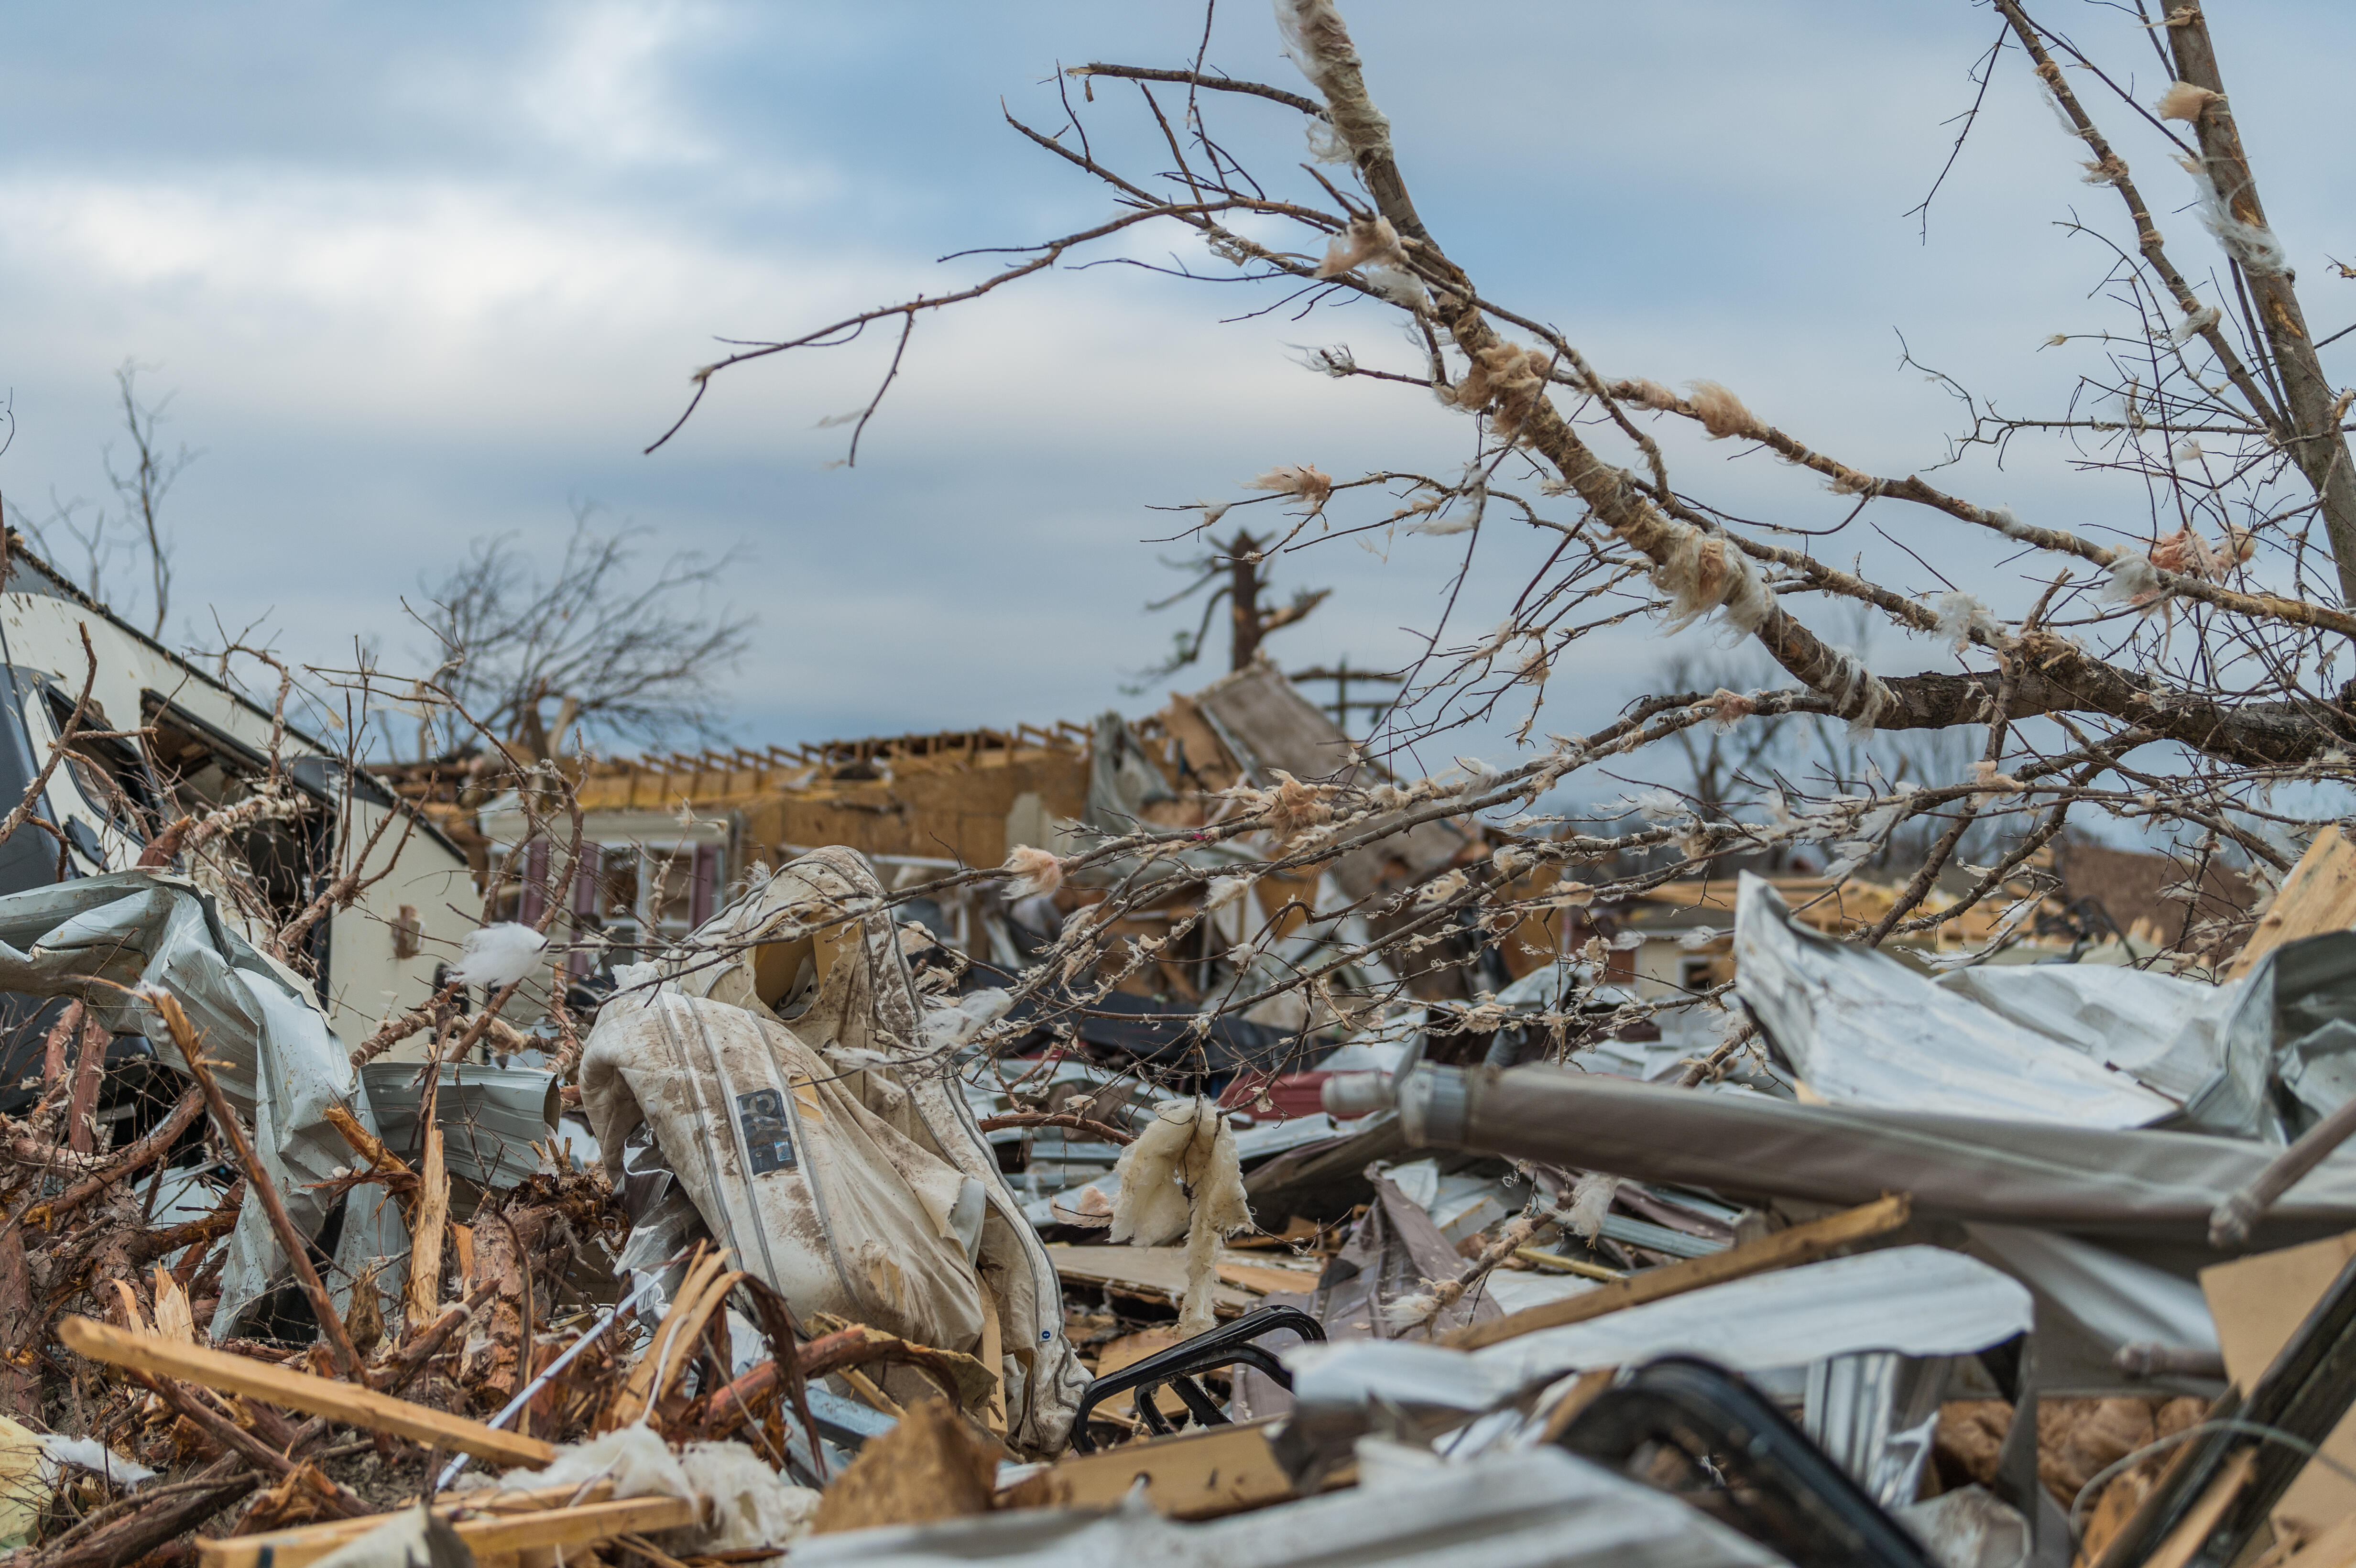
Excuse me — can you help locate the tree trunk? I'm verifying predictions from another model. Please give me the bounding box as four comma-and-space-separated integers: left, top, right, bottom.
2170, 5, 2356, 608
1227, 530, 1264, 670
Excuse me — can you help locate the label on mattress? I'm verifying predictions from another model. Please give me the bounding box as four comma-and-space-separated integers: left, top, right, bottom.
735, 1088, 799, 1174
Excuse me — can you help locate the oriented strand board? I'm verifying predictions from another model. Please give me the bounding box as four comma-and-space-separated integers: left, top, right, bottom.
2228, 827, 2356, 980
1046, 1246, 1256, 1316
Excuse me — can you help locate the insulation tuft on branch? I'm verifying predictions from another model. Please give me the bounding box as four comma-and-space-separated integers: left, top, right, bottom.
1273, 0, 1394, 167
2156, 81, 2222, 122
1244, 464, 1336, 514
1652, 523, 1772, 636
1003, 844, 1067, 899
1685, 380, 1764, 441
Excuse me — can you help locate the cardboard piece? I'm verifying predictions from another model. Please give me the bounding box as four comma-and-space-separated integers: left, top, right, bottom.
2199, 1229, 2356, 1534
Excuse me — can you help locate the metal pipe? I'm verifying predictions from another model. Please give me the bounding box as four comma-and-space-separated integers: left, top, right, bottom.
435, 1274, 663, 1492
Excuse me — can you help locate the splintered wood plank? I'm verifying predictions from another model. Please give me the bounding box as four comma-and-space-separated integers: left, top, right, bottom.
198, 1494, 689, 1568
1213, 1258, 1322, 1296
59, 1317, 556, 1467
196, 1484, 618, 1568
1442, 1194, 1912, 1351
1045, 1246, 1255, 1315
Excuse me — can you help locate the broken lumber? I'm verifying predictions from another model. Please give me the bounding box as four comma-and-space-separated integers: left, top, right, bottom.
195, 1483, 621, 1568
810, 1398, 996, 1536
1441, 1193, 1912, 1350
151, 989, 361, 1377
45, 1456, 257, 1568
140, 1373, 370, 1518
199, 1493, 688, 1568
1045, 1245, 1256, 1316
59, 1317, 558, 1467
406, 1071, 451, 1333
998, 1417, 1296, 1521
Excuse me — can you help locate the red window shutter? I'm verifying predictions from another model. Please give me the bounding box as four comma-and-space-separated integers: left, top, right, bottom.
691, 843, 720, 927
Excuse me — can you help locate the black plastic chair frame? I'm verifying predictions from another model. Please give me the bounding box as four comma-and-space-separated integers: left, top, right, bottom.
1070, 1304, 1326, 1452
1556, 1356, 1938, 1568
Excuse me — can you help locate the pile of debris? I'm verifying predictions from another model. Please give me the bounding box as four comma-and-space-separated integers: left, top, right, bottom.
11, 806, 2356, 1568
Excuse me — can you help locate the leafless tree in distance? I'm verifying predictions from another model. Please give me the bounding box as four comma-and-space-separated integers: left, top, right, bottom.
1131, 526, 1332, 689
411, 502, 754, 764
5, 360, 198, 637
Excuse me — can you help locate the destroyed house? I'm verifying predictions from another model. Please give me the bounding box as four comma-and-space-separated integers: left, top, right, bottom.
472, 721, 1098, 972
0, 542, 476, 1099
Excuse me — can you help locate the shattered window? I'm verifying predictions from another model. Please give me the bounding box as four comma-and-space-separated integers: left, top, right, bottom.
141, 699, 327, 943
32, 686, 163, 846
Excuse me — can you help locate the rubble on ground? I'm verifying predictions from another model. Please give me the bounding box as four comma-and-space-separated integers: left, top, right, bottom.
9, 674, 2356, 1568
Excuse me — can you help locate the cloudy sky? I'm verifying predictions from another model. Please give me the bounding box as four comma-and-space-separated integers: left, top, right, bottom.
6, 1, 2354, 781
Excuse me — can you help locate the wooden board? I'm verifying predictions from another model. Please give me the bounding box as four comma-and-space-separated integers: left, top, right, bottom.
2228, 826, 2356, 979
1442, 1194, 1912, 1351
201, 1496, 696, 1568
196, 1485, 618, 1568
1045, 1246, 1256, 1315
1092, 1329, 1185, 1420
60, 1317, 556, 1468
1213, 1259, 1323, 1296
1003, 1418, 1296, 1520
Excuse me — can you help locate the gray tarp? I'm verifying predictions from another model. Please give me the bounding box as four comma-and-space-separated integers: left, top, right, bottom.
1391, 1059, 2356, 1249
0, 871, 355, 1334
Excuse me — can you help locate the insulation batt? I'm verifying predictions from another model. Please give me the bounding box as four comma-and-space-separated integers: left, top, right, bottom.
1559, 1176, 1614, 1258
1001, 845, 1064, 900
448, 922, 548, 990
1109, 1098, 1253, 1336
39, 1434, 154, 1486
499, 1428, 818, 1557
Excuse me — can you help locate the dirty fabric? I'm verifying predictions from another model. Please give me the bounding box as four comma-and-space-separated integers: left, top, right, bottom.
639, 847, 1088, 1458
579, 988, 992, 1357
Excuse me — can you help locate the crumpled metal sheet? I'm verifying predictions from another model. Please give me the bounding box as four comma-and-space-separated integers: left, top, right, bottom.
0, 871, 355, 1334
1961, 1224, 2221, 1396
1398, 1057, 2356, 1247
1286, 1247, 2031, 1412
1804, 1350, 1954, 1510
788, 1438, 1785, 1568
1734, 877, 2176, 1128
1929, 961, 2246, 1108
360, 1062, 556, 1190
1740, 874, 2356, 1145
